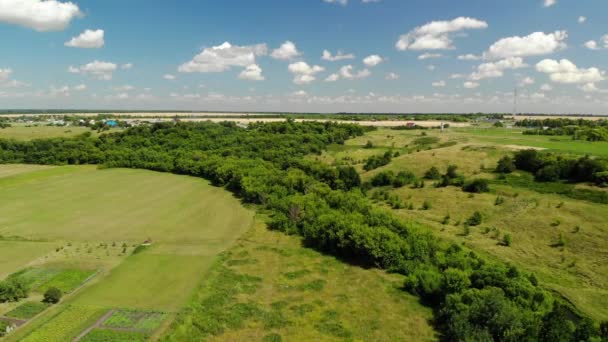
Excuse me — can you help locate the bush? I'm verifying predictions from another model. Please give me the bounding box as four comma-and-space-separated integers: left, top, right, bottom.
364, 140, 374, 149
496, 155, 516, 173
501, 234, 512, 246
421, 200, 432, 210
0, 278, 28, 303
494, 196, 505, 205
371, 171, 394, 187
392, 170, 416, 188
43, 287, 62, 304
465, 211, 483, 226
463, 179, 490, 193
424, 166, 441, 180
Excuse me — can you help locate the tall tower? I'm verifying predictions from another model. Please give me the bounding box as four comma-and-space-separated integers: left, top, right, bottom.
513, 88, 518, 116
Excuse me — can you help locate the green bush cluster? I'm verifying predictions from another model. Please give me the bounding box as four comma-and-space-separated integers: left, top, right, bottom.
514, 149, 608, 185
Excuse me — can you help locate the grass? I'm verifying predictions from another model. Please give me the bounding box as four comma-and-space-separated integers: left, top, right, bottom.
5, 302, 50, 320
80, 329, 148, 342
0, 241, 56, 279
20, 305, 108, 342
163, 215, 437, 341
36, 269, 96, 294
0, 124, 116, 141
321, 127, 608, 321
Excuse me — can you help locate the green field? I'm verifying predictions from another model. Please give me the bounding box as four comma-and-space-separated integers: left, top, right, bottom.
0, 124, 111, 141
0, 164, 255, 340
164, 216, 437, 341
319, 127, 608, 321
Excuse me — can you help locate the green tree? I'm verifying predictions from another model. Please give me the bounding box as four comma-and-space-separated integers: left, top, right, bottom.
43, 287, 62, 304
496, 155, 516, 173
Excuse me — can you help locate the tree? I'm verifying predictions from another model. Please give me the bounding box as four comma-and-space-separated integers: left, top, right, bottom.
43, 287, 62, 304
337, 166, 361, 190
496, 155, 516, 174
501, 234, 512, 247
463, 179, 490, 193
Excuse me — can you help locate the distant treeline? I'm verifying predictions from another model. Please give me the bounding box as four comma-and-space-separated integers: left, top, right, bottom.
517, 119, 608, 141
0, 121, 605, 341
512, 150, 608, 185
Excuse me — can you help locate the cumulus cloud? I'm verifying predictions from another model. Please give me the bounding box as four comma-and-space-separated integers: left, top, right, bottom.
339, 65, 371, 79
323, 0, 347, 5
0, 68, 12, 82
458, 54, 481, 61
519, 76, 535, 87
322, 50, 355, 62
288, 61, 324, 84
65, 29, 104, 48
544, 0, 556, 7
68, 60, 117, 80
178, 42, 267, 73
418, 53, 442, 60
163, 74, 176, 80
584, 40, 599, 50
395, 17, 488, 51
540, 83, 553, 91
74, 84, 87, 91
464, 81, 479, 89
385, 72, 399, 80
112, 85, 134, 91
0, 0, 82, 31
121, 63, 133, 70
363, 54, 383, 67
432, 80, 446, 87
271, 41, 301, 60
238, 64, 264, 81
427, 65, 436, 71
470, 57, 527, 80
578, 16, 587, 23
536, 59, 605, 84
483, 31, 567, 59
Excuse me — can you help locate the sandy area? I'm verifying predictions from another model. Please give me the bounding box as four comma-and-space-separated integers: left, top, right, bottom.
507, 115, 607, 121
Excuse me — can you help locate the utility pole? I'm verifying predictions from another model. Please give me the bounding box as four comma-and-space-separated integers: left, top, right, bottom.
513, 88, 518, 117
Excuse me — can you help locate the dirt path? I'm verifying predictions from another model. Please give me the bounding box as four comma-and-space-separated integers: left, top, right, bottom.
72, 309, 115, 342
0, 317, 27, 327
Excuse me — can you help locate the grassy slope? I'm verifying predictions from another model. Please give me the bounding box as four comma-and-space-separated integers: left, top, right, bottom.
319, 127, 608, 321
162, 216, 438, 342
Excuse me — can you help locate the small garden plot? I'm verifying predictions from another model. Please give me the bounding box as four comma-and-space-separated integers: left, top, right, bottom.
80, 328, 148, 342
22, 305, 107, 341
8, 267, 96, 294
101, 309, 167, 331
7, 267, 62, 290
4, 302, 50, 320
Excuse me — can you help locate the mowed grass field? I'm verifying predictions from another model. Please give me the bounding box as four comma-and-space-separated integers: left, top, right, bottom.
0, 164, 255, 340
319, 127, 608, 321
0, 124, 97, 140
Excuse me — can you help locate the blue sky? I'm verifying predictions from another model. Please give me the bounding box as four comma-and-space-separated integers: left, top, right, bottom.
0, 0, 607, 113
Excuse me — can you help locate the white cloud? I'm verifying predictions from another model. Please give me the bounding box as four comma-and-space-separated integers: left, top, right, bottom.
339, 65, 371, 79
385, 72, 399, 80
418, 53, 441, 60
484, 31, 567, 59
291, 90, 308, 97
112, 85, 134, 91
363, 54, 383, 67
0, 0, 81, 32
470, 57, 527, 80
536, 59, 605, 84
603, 35, 608, 48
271, 41, 301, 60
544, 0, 556, 7
74, 84, 87, 91
395, 17, 487, 51
432, 80, 446, 87
464, 81, 479, 89
65, 29, 104, 48
68, 60, 117, 80
458, 54, 481, 61
238, 64, 264, 81
322, 50, 355, 62
288, 61, 324, 84
584, 40, 599, 50
427, 65, 436, 71
450, 73, 465, 79
578, 16, 587, 24
49, 85, 70, 97
0, 68, 12, 82
178, 42, 267, 73
323, 0, 347, 5
163, 74, 176, 80
121, 63, 133, 70
325, 73, 340, 82
540, 83, 553, 91
519, 76, 535, 87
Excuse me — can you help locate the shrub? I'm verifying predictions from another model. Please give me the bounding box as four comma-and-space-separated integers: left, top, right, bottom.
463, 179, 490, 193
392, 170, 416, 188
371, 171, 395, 187
364, 140, 374, 149
0, 278, 28, 303
465, 211, 482, 226
501, 234, 512, 247
43, 287, 62, 304
421, 200, 432, 210
424, 166, 441, 180
442, 214, 451, 225
494, 196, 505, 205
496, 155, 516, 173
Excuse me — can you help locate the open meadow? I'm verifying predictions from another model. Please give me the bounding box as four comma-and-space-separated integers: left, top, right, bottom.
315, 126, 608, 321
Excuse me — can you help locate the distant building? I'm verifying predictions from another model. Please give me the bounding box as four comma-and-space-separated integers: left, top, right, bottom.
406, 122, 416, 128
105, 120, 118, 127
